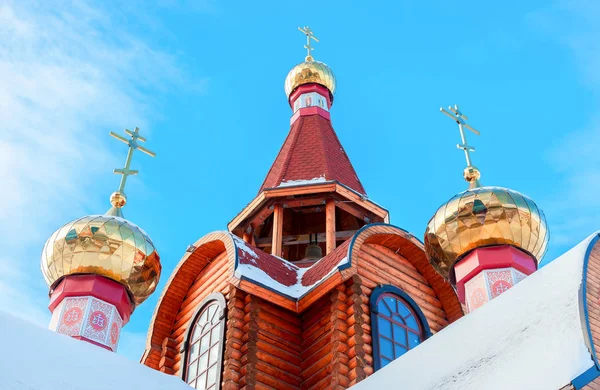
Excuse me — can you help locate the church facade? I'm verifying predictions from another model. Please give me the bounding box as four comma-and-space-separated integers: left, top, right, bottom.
38, 27, 600, 390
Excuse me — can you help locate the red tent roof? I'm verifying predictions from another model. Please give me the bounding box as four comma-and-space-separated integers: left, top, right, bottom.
260, 114, 366, 194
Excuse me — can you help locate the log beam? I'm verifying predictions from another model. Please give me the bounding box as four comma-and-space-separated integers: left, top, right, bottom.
271, 203, 284, 257
326, 199, 336, 255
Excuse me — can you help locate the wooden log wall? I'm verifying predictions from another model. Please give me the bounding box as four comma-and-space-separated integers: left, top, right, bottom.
300, 289, 345, 390
159, 250, 233, 375
241, 295, 303, 390
159, 236, 458, 388
223, 287, 246, 390
356, 243, 449, 333
583, 239, 600, 390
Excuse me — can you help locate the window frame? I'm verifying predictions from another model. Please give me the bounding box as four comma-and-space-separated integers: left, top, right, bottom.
370, 285, 432, 371
180, 292, 227, 389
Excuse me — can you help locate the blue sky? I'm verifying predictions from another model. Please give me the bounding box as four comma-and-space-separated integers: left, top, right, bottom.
1, 0, 599, 361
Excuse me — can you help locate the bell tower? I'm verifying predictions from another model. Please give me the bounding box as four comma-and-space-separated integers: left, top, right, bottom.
228, 27, 388, 264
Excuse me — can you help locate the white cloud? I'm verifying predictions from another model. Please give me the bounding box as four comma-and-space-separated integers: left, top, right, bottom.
0, 0, 193, 359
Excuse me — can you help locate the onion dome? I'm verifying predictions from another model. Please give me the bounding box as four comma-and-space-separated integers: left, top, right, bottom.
284, 60, 336, 98
41, 213, 161, 305
285, 26, 336, 99
40, 126, 161, 305
424, 105, 549, 280
424, 184, 549, 280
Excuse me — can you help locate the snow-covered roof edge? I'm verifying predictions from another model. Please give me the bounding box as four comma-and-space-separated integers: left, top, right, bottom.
351, 231, 600, 390
232, 234, 348, 299
0, 310, 191, 390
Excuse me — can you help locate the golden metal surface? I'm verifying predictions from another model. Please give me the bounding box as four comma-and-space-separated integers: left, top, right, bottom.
110, 191, 127, 208
284, 60, 336, 98
463, 166, 481, 189
41, 215, 161, 305
424, 186, 549, 280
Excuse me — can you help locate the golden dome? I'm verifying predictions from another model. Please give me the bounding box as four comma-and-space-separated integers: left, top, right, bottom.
284, 60, 336, 98
41, 214, 161, 305
424, 186, 549, 280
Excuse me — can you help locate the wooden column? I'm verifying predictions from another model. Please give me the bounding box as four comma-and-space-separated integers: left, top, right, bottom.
326, 198, 336, 254
272, 204, 283, 257
242, 231, 252, 244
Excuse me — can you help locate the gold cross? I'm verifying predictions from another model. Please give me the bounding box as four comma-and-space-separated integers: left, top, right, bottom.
298, 26, 319, 61
109, 127, 156, 194
440, 104, 480, 168
440, 105, 482, 188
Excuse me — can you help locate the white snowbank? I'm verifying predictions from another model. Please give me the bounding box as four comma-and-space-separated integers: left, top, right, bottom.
351, 233, 599, 390
0, 310, 191, 390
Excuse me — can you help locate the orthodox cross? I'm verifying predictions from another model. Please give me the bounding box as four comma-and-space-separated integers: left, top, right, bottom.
440, 104, 480, 168
298, 26, 319, 61
109, 127, 156, 194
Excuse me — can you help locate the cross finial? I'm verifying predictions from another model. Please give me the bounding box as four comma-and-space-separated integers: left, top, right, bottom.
440, 105, 482, 189
106, 127, 156, 216
298, 26, 319, 62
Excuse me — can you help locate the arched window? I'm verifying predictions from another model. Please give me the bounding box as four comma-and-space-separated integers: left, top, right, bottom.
370, 285, 431, 371
182, 293, 226, 390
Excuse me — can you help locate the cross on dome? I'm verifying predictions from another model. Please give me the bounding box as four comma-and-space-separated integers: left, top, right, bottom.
107, 127, 156, 215
298, 26, 319, 61
440, 104, 482, 188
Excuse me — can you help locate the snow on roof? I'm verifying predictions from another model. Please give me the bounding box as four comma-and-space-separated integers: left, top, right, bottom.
351, 232, 599, 390
0, 310, 191, 390
233, 235, 348, 299
277, 175, 329, 188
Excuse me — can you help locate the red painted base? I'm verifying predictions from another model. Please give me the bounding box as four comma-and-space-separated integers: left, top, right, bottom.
48, 275, 134, 352
290, 106, 331, 125
289, 83, 332, 109
49, 274, 133, 323
453, 245, 537, 304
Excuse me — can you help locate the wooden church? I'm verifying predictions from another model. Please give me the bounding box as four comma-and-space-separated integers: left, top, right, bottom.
140, 27, 464, 389
39, 26, 600, 390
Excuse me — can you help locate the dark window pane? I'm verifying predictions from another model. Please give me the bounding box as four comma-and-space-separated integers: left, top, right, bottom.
405, 314, 419, 331
207, 305, 217, 322
189, 341, 200, 360
377, 299, 391, 316
209, 344, 219, 365
200, 335, 210, 353
199, 352, 209, 372
394, 343, 408, 358
392, 324, 407, 346
408, 331, 421, 348
185, 298, 225, 389
210, 327, 220, 346
384, 297, 397, 313
380, 337, 393, 359
397, 300, 411, 317
378, 316, 392, 338
374, 292, 427, 372
188, 361, 198, 379
207, 365, 218, 386
391, 313, 405, 324
196, 373, 207, 390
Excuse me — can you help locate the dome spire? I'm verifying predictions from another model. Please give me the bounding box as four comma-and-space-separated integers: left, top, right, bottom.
440, 104, 482, 189
107, 127, 156, 217
298, 26, 319, 62
41, 125, 161, 352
